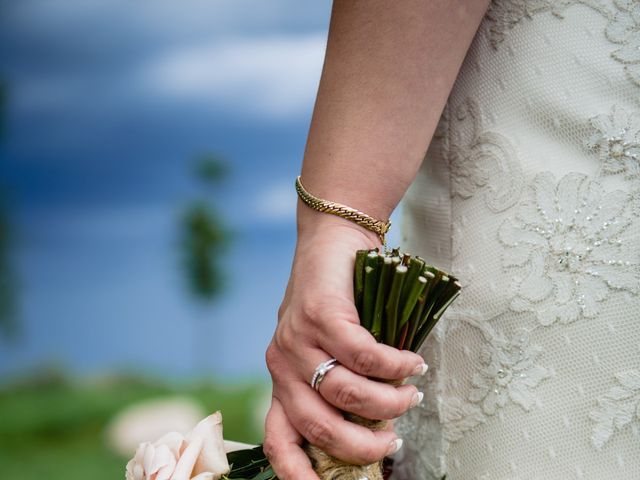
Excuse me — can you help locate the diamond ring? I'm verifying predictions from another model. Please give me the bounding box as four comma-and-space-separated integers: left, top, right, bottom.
310, 358, 339, 391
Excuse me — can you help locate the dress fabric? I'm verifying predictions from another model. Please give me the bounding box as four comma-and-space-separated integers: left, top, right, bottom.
392, 1, 640, 479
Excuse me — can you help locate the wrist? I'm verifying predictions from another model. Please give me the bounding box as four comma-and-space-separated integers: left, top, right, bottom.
294, 175, 391, 248
296, 200, 383, 250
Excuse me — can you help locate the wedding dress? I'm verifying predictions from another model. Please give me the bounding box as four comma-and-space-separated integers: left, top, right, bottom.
392, 1, 640, 479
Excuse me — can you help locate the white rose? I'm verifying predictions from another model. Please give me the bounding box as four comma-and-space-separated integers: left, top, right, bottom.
125, 412, 230, 480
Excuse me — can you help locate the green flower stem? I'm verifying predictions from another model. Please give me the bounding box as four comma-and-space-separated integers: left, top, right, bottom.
433, 289, 461, 322
420, 269, 446, 321
384, 264, 407, 346
402, 294, 427, 351
354, 250, 368, 316
400, 257, 425, 305
417, 280, 462, 345
411, 275, 459, 351
353, 248, 462, 354
398, 274, 428, 340
371, 256, 393, 341
431, 279, 462, 322
361, 251, 380, 330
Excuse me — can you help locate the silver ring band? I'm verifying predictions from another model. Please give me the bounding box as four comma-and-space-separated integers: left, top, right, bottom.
310, 358, 338, 391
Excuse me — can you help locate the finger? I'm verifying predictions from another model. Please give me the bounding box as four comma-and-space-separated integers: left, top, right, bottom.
383, 418, 396, 433
317, 320, 427, 380
279, 380, 402, 465
264, 396, 320, 480
317, 364, 423, 420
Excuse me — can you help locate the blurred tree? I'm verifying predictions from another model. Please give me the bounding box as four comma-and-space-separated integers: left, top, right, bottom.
180, 154, 233, 372
0, 200, 16, 339
0, 80, 18, 339
181, 154, 232, 303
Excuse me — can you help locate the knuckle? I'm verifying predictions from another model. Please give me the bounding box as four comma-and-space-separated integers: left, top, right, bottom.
358, 443, 383, 464
389, 360, 406, 379
352, 350, 378, 376
262, 436, 280, 463
299, 296, 322, 323
276, 465, 298, 480
300, 297, 356, 326
376, 390, 405, 419
265, 343, 277, 367
335, 384, 363, 411
275, 317, 306, 354
275, 323, 296, 353
265, 343, 284, 380
302, 418, 334, 448
392, 393, 411, 417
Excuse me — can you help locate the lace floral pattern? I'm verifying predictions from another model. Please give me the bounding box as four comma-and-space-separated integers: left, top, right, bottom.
485, 0, 578, 49
485, 0, 615, 49
589, 370, 640, 449
499, 171, 639, 325
446, 98, 523, 213
441, 397, 486, 443
468, 329, 551, 414
438, 315, 552, 443
489, 0, 640, 88
587, 105, 640, 179
606, 0, 640, 86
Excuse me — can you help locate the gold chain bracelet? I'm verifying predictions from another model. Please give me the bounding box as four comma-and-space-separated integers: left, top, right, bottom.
295, 175, 391, 245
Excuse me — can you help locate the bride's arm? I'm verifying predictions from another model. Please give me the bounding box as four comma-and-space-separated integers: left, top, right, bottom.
264, 1, 490, 477
300, 0, 491, 227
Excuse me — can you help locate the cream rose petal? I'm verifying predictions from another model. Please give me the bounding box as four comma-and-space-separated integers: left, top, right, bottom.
191, 474, 215, 480
187, 412, 230, 479
151, 444, 178, 480
142, 443, 158, 477
155, 432, 186, 460
127, 443, 148, 480
144, 443, 176, 480
125, 458, 143, 480
171, 435, 204, 480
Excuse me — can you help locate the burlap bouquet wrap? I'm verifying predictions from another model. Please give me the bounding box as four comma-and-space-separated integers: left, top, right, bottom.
304, 381, 401, 480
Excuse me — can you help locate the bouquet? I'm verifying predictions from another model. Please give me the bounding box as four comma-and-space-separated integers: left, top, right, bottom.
125, 247, 460, 480
303, 247, 461, 480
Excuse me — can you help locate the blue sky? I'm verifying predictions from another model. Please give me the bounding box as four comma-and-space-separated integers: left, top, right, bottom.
0, 0, 404, 381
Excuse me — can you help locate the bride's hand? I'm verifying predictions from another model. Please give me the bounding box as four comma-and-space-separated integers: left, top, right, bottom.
263, 214, 426, 478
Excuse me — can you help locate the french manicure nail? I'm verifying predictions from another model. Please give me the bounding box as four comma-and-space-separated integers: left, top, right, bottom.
412, 363, 428, 376
410, 391, 424, 408
387, 438, 403, 456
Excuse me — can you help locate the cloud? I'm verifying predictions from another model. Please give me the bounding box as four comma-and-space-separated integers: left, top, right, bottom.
139, 34, 327, 118
3, 1, 330, 121
2, 0, 329, 46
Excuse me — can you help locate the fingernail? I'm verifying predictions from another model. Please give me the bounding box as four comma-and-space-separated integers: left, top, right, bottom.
387, 438, 403, 456
410, 391, 424, 408
412, 363, 428, 376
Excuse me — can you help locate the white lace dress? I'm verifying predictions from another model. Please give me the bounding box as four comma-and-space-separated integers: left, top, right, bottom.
392, 1, 640, 479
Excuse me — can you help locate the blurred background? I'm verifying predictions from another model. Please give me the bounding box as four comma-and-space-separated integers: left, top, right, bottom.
0, 1, 404, 478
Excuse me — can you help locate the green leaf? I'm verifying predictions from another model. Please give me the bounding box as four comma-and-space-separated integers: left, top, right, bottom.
225, 446, 278, 479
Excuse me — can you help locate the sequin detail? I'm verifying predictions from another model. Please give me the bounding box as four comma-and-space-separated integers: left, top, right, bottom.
587, 105, 640, 179
499, 172, 639, 325
469, 328, 552, 415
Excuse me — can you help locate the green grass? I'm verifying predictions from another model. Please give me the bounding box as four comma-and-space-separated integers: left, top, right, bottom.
0, 374, 269, 480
